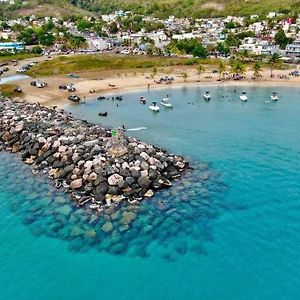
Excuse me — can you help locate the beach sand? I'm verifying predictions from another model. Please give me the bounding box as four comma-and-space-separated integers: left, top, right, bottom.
9, 65, 300, 107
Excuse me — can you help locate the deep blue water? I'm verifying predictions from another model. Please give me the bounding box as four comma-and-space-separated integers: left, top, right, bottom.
1, 85, 300, 299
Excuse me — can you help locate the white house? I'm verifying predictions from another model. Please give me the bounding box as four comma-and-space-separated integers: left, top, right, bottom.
286, 39, 300, 57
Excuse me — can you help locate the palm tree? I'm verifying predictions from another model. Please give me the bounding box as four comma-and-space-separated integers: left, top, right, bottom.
239, 49, 249, 62
197, 64, 205, 81
182, 72, 188, 82
217, 60, 226, 80
252, 62, 262, 79
268, 53, 280, 78
151, 66, 157, 79
230, 61, 246, 79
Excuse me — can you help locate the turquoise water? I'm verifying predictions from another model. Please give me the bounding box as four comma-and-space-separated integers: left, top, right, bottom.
1, 85, 300, 299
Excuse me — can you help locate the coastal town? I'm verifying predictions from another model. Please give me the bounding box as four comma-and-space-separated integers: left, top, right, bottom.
0, 10, 300, 62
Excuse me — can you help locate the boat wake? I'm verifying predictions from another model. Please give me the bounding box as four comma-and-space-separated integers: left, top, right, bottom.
127, 127, 148, 131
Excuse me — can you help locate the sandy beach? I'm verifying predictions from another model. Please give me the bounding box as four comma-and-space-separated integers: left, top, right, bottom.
7, 64, 300, 107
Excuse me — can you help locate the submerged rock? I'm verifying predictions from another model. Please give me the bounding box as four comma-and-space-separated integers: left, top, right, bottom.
102, 221, 114, 233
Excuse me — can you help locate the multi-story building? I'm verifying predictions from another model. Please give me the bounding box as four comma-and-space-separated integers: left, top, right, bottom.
286, 39, 300, 57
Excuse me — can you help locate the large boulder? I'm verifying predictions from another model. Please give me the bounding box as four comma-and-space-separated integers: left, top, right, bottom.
108, 173, 124, 187
59, 164, 74, 179
70, 178, 83, 189
137, 176, 151, 188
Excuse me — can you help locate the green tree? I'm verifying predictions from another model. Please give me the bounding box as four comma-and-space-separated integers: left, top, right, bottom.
38, 32, 55, 46
268, 53, 280, 77
197, 64, 205, 80
31, 46, 43, 54
192, 45, 208, 58
76, 20, 93, 32
108, 21, 118, 34
217, 42, 230, 55
275, 28, 292, 49
239, 49, 250, 62
151, 66, 157, 79
225, 22, 236, 29
225, 33, 241, 47
182, 72, 188, 82
18, 28, 38, 45
252, 61, 262, 79
217, 60, 226, 79
231, 61, 246, 76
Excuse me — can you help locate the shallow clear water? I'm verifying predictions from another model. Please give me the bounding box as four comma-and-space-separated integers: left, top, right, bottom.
1, 85, 300, 299
0, 74, 29, 84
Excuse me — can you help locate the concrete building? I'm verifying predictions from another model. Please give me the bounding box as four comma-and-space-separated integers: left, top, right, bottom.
286, 39, 300, 57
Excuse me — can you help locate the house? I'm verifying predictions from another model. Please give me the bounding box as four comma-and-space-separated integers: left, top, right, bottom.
87, 38, 109, 51
286, 39, 300, 57
239, 38, 279, 55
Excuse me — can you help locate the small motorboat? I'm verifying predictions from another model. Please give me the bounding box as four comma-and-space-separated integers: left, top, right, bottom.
203, 91, 211, 101
140, 96, 146, 104
98, 112, 108, 116
271, 92, 279, 101
161, 97, 173, 108
68, 95, 81, 103
239, 91, 248, 102
149, 101, 160, 112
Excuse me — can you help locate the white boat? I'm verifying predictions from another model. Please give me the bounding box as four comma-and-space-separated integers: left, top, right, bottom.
161, 97, 173, 108
239, 91, 248, 102
271, 92, 279, 101
149, 101, 160, 112
203, 91, 211, 101
140, 96, 146, 104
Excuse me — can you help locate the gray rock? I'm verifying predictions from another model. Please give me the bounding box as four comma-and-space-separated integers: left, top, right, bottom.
59, 164, 74, 179
137, 176, 151, 188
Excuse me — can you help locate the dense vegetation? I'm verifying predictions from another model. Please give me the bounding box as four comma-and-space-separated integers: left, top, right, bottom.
26, 54, 201, 76
0, 0, 299, 18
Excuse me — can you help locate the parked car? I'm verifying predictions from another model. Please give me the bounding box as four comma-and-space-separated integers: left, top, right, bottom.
59, 83, 76, 92
31, 80, 47, 88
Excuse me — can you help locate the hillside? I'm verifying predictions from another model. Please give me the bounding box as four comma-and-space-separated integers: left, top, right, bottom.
0, 0, 95, 19
1, 0, 299, 18
82, 0, 299, 18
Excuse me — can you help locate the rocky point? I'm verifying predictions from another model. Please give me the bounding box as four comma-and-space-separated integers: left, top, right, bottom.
0, 97, 189, 214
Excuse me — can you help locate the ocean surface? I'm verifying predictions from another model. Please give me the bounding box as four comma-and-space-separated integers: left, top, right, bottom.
1, 85, 300, 300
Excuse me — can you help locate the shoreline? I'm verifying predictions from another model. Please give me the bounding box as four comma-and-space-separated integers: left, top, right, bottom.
4, 66, 300, 107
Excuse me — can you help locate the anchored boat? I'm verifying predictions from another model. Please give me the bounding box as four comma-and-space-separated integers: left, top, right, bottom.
140, 96, 146, 104
161, 97, 173, 108
203, 91, 211, 101
271, 92, 279, 101
149, 101, 160, 112
239, 91, 248, 102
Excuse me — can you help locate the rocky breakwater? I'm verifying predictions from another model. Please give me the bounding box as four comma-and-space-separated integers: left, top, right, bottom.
0, 97, 188, 213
